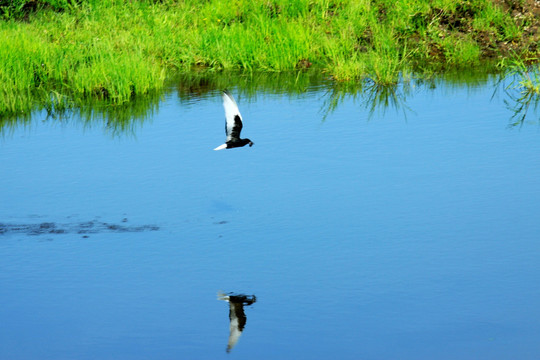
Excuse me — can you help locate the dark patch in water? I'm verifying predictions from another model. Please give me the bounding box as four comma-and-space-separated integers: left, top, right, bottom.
0, 220, 160, 237
213, 220, 229, 225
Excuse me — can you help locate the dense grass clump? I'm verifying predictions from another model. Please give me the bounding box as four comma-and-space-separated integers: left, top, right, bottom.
0, 0, 75, 19
0, 0, 538, 117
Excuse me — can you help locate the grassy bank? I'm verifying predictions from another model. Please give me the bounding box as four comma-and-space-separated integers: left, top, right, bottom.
0, 0, 539, 117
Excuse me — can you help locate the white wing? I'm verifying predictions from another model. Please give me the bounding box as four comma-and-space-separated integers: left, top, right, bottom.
222, 91, 243, 141
227, 307, 242, 353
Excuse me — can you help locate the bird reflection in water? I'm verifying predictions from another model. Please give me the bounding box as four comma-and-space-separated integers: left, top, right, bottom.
218, 291, 257, 353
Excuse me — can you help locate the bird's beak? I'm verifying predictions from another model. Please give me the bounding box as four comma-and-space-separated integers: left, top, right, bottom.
249, 142, 254, 147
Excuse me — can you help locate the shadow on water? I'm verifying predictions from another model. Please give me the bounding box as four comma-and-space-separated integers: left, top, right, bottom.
72, 94, 163, 136
0, 89, 162, 137
503, 88, 540, 127
175, 70, 330, 101
320, 79, 414, 121
1, 69, 538, 135
319, 67, 500, 121
0, 218, 159, 238
493, 64, 540, 128
218, 291, 257, 353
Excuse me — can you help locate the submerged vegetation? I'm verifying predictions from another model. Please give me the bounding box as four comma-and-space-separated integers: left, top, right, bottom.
0, 0, 539, 117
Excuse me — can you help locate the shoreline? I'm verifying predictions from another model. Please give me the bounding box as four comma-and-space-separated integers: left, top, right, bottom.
0, 0, 538, 116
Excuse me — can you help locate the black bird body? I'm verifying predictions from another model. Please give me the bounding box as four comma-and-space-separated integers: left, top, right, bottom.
218, 292, 257, 352
214, 90, 253, 150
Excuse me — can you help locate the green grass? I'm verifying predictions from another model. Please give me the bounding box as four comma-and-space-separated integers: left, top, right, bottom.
509, 61, 540, 96
0, 0, 537, 117
497, 57, 540, 126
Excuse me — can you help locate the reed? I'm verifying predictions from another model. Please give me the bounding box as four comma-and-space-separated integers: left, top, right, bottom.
0, 0, 537, 117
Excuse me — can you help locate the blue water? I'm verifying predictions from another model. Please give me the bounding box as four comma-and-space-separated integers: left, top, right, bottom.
1, 76, 540, 360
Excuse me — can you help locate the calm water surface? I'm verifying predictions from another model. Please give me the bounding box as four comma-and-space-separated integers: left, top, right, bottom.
1, 73, 540, 360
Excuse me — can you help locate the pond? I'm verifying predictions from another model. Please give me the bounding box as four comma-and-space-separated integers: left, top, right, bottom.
1, 71, 540, 360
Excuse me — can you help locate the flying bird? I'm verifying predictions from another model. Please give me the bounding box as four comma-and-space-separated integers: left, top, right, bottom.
214, 90, 254, 150
218, 292, 257, 353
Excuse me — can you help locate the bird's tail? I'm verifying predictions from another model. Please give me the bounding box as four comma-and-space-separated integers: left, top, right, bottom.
214, 144, 227, 151
217, 291, 230, 301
